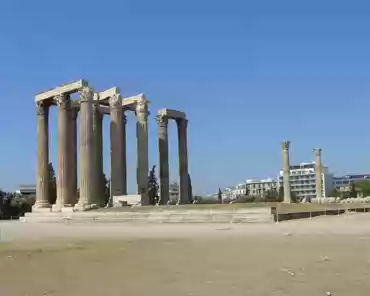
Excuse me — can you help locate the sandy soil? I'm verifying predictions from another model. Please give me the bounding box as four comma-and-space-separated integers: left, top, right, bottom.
0, 213, 369, 295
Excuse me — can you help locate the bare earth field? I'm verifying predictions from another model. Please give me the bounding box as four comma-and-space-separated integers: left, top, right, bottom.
1, 214, 370, 296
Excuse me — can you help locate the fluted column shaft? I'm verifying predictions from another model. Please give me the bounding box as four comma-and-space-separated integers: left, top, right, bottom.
70, 105, 78, 205
34, 101, 51, 210
157, 115, 169, 205
122, 113, 127, 195
314, 148, 323, 199
109, 94, 124, 203
93, 99, 104, 205
136, 98, 149, 205
281, 141, 291, 203
76, 87, 94, 210
177, 119, 189, 204
55, 94, 72, 211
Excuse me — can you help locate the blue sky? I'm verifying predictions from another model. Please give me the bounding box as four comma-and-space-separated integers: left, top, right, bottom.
0, 0, 369, 194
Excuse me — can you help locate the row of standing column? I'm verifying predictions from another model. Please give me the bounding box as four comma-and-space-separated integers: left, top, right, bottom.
34, 88, 96, 211
157, 115, 190, 205
35, 88, 150, 211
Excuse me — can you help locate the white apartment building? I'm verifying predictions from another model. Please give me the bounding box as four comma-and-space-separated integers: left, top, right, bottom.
169, 181, 179, 202
222, 178, 278, 200
278, 162, 333, 200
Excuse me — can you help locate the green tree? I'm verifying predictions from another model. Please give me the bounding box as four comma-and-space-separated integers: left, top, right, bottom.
101, 173, 110, 206
278, 186, 284, 202
188, 173, 193, 203
148, 165, 159, 205
218, 188, 223, 204
354, 180, 370, 197
277, 186, 298, 203
330, 188, 341, 197
244, 185, 249, 197
48, 162, 57, 204
349, 181, 357, 198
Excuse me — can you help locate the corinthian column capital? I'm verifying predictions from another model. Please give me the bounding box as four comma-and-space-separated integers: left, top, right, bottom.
313, 148, 322, 156
136, 96, 149, 120
79, 87, 94, 103
281, 141, 290, 151
55, 94, 71, 110
36, 101, 49, 116
109, 94, 121, 109
156, 115, 168, 127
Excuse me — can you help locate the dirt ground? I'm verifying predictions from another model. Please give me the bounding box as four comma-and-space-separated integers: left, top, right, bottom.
0, 214, 370, 296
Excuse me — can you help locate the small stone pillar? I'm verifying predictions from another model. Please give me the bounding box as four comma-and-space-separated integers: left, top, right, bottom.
156, 115, 169, 205
92, 95, 104, 206
136, 97, 149, 205
314, 148, 323, 200
281, 141, 291, 203
177, 119, 190, 204
54, 94, 72, 211
75, 87, 95, 211
33, 101, 51, 211
109, 94, 124, 204
69, 103, 78, 205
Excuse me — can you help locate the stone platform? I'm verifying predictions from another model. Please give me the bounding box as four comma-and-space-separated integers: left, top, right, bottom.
21, 207, 274, 224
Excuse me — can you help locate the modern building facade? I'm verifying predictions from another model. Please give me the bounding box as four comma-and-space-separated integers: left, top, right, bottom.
15, 184, 36, 196
169, 181, 179, 203
221, 178, 278, 200
333, 174, 370, 189
278, 162, 333, 200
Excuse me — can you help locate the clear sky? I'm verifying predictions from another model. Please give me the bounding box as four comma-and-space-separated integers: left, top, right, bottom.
0, 0, 369, 194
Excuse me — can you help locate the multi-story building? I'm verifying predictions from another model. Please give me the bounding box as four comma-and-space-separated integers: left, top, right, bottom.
221, 178, 278, 200
333, 174, 370, 189
169, 181, 179, 202
246, 178, 278, 196
332, 174, 370, 194
15, 184, 36, 197
278, 162, 333, 200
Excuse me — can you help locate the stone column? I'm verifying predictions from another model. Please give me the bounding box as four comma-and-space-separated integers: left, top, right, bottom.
157, 115, 169, 205
136, 97, 149, 205
177, 119, 189, 204
281, 141, 291, 203
33, 101, 51, 211
109, 94, 124, 204
314, 148, 323, 200
122, 113, 127, 195
92, 96, 104, 206
54, 94, 72, 212
75, 87, 95, 211
69, 103, 78, 205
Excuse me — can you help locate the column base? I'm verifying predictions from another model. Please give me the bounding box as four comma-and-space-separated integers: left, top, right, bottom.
74, 203, 99, 212
51, 204, 62, 212
32, 202, 52, 213
61, 204, 75, 213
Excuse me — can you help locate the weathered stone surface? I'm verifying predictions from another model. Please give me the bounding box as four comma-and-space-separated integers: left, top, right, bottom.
156, 115, 169, 204
109, 94, 125, 203
75, 87, 95, 211
281, 141, 291, 203
69, 105, 78, 205
55, 94, 72, 212
158, 108, 186, 120
33, 101, 51, 211
136, 96, 149, 205
92, 97, 104, 205
177, 119, 190, 204
35, 80, 88, 102
314, 148, 323, 200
